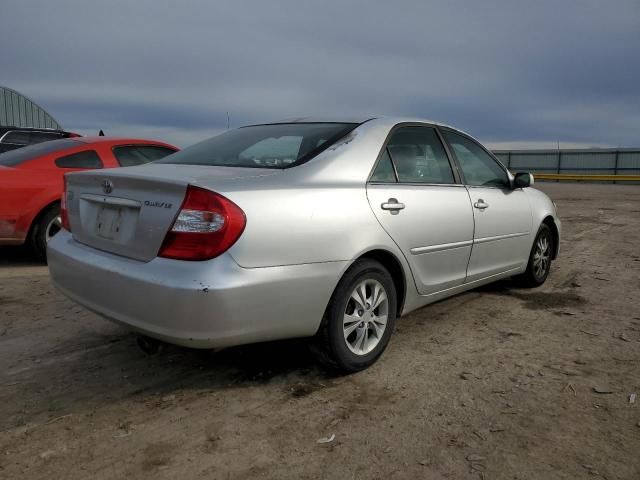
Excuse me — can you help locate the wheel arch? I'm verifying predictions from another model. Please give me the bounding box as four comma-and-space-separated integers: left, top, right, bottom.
542, 215, 559, 259
27, 199, 61, 243
353, 249, 407, 316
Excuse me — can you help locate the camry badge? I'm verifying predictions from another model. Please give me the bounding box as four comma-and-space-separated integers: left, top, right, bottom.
102, 179, 113, 194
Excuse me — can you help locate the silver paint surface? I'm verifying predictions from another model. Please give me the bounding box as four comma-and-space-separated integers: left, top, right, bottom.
48, 117, 561, 348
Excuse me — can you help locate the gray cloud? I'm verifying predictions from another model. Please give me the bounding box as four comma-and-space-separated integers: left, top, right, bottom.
1, 0, 638, 147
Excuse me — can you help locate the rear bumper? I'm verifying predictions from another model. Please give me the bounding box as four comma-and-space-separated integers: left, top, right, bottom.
47, 231, 346, 348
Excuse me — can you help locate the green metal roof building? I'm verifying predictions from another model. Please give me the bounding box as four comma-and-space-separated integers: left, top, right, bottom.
0, 86, 62, 129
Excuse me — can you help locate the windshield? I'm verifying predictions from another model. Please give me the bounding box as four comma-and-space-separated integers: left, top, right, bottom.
155, 123, 358, 169
0, 139, 80, 166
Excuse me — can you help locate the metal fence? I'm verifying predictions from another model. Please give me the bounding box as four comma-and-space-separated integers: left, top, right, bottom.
493, 148, 640, 181
493, 148, 640, 177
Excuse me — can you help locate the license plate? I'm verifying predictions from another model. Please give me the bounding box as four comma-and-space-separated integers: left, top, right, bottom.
95, 205, 123, 240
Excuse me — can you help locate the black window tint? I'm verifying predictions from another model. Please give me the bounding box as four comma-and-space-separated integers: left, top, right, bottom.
370, 149, 397, 182
0, 139, 80, 166
113, 145, 176, 167
2, 131, 31, 144
386, 126, 454, 184
28, 132, 62, 144
442, 131, 508, 187
55, 150, 103, 169
2, 131, 61, 145
155, 123, 358, 169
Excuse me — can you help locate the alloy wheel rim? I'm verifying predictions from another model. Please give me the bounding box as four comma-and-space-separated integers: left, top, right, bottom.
45, 215, 62, 242
343, 279, 388, 356
532, 233, 551, 279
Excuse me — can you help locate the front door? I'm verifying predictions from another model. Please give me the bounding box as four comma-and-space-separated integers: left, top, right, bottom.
366, 125, 475, 295
440, 129, 533, 282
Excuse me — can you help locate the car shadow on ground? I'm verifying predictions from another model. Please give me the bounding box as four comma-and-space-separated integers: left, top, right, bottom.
1, 267, 547, 431
2, 329, 333, 430
0, 246, 42, 267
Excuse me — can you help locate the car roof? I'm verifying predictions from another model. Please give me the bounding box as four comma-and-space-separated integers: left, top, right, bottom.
252, 116, 473, 139
256, 115, 460, 130
265, 116, 378, 124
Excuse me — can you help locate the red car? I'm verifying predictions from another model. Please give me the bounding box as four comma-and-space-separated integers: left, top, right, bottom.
0, 136, 178, 259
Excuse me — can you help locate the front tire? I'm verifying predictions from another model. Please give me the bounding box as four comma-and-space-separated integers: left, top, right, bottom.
30, 205, 62, 262
312, 259, 397, 373
517, 223, 553, 288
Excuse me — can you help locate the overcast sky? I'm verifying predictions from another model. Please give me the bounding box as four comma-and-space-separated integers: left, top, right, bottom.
2, 0, 639, 148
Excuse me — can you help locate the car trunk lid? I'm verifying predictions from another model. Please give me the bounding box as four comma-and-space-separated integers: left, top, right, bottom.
65, 164, 278, 261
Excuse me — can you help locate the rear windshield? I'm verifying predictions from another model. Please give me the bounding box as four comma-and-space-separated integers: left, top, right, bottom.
0, 138, 80, 166
155, 123, 358, 169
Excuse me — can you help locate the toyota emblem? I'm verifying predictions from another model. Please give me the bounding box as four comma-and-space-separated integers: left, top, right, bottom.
102, 179, 113, 194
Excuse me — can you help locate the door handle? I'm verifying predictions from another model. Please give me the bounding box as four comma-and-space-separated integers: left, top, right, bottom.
381, 198, 405, 213
474, 199, 489, 210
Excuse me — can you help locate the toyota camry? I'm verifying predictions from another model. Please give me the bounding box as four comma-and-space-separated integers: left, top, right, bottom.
47, 117, 560, 372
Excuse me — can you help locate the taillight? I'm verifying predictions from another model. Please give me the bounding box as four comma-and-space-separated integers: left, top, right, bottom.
61, 176, 71, 231
158, 185, 246, 261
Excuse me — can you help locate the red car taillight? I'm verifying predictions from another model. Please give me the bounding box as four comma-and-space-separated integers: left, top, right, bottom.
158, 185, 246, 261
61, 176, 71, 231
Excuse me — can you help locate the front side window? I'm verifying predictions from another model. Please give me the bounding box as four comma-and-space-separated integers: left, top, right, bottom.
55, 150, 103, 169
442, 130, 508, 187
383, 126, 454, 184
155, 123, 358, 169
113, 145, 176, 167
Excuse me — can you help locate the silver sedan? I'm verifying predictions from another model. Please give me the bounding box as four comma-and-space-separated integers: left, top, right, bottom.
48, 117, 561, 372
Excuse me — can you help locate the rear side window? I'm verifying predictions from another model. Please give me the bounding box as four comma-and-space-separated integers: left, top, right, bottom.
376, 126, 455, 184
112, 145, 176, 167
442, 130, 508, 187
0, 139, 80, 166
155, 123, 358, 169
55, 150, 103, 169
370, 149, 397, 182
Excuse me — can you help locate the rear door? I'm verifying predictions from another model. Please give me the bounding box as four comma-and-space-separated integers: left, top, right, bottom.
366, 125, 474, 295
440, 128, 533, 282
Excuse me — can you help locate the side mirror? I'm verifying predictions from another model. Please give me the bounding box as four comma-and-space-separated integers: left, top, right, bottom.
513, 172, 534, 189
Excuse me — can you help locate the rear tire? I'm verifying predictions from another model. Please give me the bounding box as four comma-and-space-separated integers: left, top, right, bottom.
30, 205, 62, 262
516, 223, 553, 288
312, 259, 397, 373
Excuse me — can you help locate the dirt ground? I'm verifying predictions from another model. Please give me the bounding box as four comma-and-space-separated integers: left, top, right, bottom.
1, 183, 639, 480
